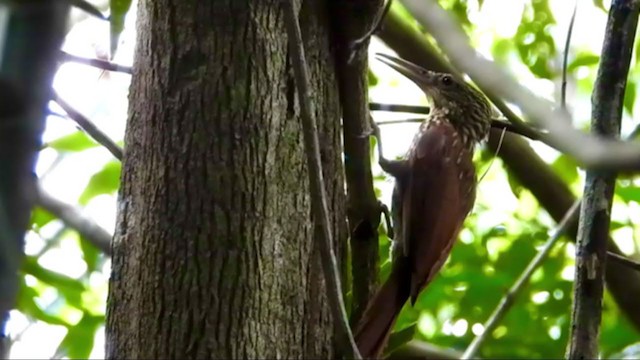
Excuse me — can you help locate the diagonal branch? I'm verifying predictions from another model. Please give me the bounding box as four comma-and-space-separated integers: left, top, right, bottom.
59, 51, 132, 74
51, 90, 123, 160
399, 0, 640, 171
462, 200, 581, 359
36, 185, 112, 256
567, 1, 639, 357
281, 1, 361, 358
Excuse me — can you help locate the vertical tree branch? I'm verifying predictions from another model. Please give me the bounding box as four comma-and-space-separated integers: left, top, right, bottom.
327, 0, 385, 325
567, 1, 639, 358
282, 1, 361, 358
0, 0, 69, 355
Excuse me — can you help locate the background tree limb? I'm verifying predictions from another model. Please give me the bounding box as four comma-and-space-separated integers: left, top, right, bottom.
0, 0, 69, 356
400, 0, 640, 171
567, 1, 639, 357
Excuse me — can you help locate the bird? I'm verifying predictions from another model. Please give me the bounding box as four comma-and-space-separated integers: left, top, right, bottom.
354, 53, 494, 359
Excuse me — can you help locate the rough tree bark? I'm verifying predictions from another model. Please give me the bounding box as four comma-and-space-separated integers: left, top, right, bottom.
105, 1, 348, 358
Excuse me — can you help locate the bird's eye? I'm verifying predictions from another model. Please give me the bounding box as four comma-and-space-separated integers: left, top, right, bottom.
441, 75, 453, 86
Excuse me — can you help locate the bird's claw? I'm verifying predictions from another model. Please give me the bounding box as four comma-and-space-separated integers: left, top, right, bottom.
378, 200, 394, 240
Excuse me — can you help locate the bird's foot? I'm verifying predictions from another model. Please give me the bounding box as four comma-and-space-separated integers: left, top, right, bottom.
378, 200, 394, 240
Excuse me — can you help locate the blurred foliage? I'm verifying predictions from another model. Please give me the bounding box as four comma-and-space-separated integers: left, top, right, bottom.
9, 0, 640, 358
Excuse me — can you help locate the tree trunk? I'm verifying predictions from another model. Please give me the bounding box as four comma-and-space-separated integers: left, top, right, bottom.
105, 1, 347, 358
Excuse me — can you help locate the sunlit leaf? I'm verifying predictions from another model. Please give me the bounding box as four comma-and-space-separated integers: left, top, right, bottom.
624, 81, 636, 115
21, 256, 86, 309
567, 54, 600, 72
385, 324, 416, 355
48, 131, 99, 152
31, 206, 57, 230
368, 69, 379, 87
16, 278, 71, 327
55, 313, 104, 359
551, 154, 579, 185
615, 183, 640, 203
109, 0, 133, 57
79, 160, 121, 205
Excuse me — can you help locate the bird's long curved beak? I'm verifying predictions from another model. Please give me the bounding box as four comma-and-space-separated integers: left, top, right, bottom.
375, 53, 435, 86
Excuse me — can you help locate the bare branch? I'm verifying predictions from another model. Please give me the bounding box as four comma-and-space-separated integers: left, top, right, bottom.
330, 0, 387, 324
36, 185, 112, 256
369, 103, 542, 140
400, 0, 640, 171
462, 200, 581, 359
369, 102, 430, 114
281, 1, 361, 358
60, 51, 132, 74
52, 90, 123, 160
567, 1, 639, 357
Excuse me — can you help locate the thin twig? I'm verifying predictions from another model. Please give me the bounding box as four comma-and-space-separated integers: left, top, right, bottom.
60, 51, 132, 74
462, 200, 581, 359
567, 1, 639, 357
375, 118, 423, 126
36, 185, 112, 256
51, 90, 123, 161
399, 0, 640, 171
348, 0, 394, 64
281, 1, 361, 358
369, 102, 542, 140
561, 0, 578, 108
369, 102, 430, 114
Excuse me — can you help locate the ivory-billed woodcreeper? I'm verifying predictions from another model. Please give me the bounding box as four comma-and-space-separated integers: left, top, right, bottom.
354, 54, 493, 358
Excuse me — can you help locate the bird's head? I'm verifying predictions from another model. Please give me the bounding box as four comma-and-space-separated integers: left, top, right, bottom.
376, 53, 493, 141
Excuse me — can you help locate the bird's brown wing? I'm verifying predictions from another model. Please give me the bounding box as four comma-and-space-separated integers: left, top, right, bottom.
402, 122, 476, 304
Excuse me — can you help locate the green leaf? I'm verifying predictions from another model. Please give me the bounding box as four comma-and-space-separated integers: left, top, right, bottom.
21, 256, 86, 308
385, 324, 417, 355
31, 206, 57, 230
567, 54, 600, 72
16, 278, 71, 327
506, 172, 523, 198
109, 0, 133, 57
616, 183, 640, 203
368, 69, 379, 87
551, 154, 579, 185
48, 131, 99, 152
79, 234, 102, 273
624, 81, 636, 115
55, 313, 104, 359
514, 0, 557, 79
592, 0, 606, 11
79, 160, 121, 205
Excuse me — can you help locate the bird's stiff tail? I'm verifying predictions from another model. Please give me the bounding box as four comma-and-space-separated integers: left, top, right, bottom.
354, 261, 410, 359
